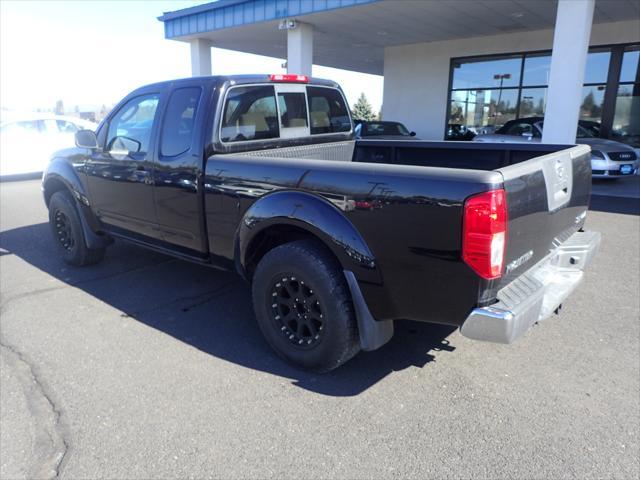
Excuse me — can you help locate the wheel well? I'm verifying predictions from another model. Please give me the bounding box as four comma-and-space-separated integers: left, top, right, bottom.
43, 178, 69, 207
244, 225, 340, 280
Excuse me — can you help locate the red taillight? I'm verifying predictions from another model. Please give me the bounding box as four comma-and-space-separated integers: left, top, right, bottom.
269, 74, 309, 83
462, 189, 508, 280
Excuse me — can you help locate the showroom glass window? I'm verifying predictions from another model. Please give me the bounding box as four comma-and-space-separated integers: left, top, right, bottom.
614, 45, 639, 147
447, 43, 639, 146
449, 55, 521, 133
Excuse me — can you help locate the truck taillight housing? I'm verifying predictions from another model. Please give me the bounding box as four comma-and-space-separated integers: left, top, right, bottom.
462, 189, 508, 280
269, 74, 309, 83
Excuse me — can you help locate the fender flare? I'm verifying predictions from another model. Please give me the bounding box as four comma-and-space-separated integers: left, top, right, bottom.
236, 190, 381, 285
43, 158, 111, 250
43, 157, 89, 206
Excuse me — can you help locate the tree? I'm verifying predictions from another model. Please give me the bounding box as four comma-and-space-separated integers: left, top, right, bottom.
581, 91, 595, 117
351, 93, 375, 121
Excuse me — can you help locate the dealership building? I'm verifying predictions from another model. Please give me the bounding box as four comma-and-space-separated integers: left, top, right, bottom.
158, 0, 640, 148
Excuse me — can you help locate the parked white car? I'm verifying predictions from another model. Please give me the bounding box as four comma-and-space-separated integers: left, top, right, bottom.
0, 114, 97, 177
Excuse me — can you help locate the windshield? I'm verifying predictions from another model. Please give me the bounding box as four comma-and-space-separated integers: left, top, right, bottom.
538, 121, 595, 139
364, 122, 409, 136
578, 121, 600, 138
576, 125, 594, 138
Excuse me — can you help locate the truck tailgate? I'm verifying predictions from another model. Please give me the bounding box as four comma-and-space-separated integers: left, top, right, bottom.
461, 144, 600, 343
493, 144, 593, 293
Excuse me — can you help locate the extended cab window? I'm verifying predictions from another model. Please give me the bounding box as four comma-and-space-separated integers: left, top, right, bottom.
306, 87, 351, 135
107, 94, 160, 154
221, 86, 279, 142
161, 87, 201, 157
278, 93, 308, 128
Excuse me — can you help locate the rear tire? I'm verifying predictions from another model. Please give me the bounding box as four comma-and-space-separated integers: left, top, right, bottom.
252, 239, 360, 373
48, 191, 105, 266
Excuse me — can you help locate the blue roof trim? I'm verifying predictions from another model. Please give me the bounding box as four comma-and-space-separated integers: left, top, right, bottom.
158, 0, 381, 38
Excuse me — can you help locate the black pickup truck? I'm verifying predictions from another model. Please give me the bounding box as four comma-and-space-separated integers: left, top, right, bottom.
43, 74, 600, 372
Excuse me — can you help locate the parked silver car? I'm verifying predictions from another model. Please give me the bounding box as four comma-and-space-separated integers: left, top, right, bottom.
473, 117, 638, 179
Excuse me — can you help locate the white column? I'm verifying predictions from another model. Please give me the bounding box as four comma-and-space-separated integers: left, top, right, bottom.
542, 0, 595, 144
287, 22, 313, 76
190, 38, 213, 77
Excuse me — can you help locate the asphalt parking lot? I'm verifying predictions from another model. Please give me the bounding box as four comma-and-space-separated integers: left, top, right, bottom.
1, 178, 638, 479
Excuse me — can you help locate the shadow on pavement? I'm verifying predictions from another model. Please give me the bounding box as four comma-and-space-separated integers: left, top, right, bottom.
0, 222, 456, 397
589, 195, 640, 215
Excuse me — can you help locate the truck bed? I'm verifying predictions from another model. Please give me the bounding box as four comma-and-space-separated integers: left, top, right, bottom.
205, 140, 591, 326
223, 138, 571, 170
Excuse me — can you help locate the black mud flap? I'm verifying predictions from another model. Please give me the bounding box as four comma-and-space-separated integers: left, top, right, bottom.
344, 270, 394, 351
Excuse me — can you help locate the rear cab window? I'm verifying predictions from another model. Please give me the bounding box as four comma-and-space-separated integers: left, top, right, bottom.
219, 82, 351, 144
306, 87, 351, 135
221, 85, 279, 142
277, 88, 308, 138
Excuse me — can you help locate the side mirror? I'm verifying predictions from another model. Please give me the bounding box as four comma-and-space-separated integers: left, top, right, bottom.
521, 132, 533, 140
75, 129, 98, 149
410, 131, 416, 137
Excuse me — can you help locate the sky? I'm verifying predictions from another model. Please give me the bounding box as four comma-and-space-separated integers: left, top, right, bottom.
0, 0, 384, 116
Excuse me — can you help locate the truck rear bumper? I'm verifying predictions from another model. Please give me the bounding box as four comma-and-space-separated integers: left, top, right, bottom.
460, 230, 601, 344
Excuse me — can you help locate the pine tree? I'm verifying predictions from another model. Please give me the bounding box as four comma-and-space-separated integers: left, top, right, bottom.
351, 93, 375, 121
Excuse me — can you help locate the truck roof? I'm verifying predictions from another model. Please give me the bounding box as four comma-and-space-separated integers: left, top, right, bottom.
131, 75, 341, 94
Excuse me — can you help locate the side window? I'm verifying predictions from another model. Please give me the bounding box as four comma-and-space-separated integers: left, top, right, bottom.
366, 124, 386, 136
160, 87, 201, 157
56, 120, 79, 133
40, 119, 59, 135
306, 87, 351, 135
506, 122, 534, 136
107, 94, 160, 154
277, 93, 308, 128
220, 86, 279, 142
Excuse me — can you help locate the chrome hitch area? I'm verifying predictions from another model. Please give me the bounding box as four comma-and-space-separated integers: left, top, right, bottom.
460, 230, 601, 344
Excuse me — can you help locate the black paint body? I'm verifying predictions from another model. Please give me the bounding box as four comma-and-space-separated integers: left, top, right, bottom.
43, 76, 591, 327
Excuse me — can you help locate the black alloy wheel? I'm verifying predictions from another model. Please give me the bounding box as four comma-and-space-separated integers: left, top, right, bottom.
54, 209, 75, 252
270, 275, 324, 348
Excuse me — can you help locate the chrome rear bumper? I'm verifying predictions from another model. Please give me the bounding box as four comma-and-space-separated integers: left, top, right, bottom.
460, 230, 601, 344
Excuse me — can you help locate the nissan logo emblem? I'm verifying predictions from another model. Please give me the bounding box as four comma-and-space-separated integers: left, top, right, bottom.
555, 159, 565, 179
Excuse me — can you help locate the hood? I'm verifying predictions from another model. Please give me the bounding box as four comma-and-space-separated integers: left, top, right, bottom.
359, 135, 421, 141
577, 137, 635, 152
475, 133, 635, 153
473, 134, 536, 144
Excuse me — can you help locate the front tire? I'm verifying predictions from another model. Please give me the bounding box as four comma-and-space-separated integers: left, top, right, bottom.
48, 191, 105, 266
252, 239, 360, 373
